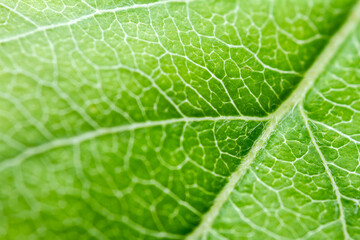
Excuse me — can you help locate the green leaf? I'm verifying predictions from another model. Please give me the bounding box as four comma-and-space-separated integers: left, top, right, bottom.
0, 0, 359, 239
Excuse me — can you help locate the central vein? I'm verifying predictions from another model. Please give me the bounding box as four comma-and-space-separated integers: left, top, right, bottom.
186, 1, 360, 238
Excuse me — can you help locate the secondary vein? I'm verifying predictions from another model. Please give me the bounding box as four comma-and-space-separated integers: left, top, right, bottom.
300, 106, 350, 240
0, 115, 268, 172
0, 0, 191, 44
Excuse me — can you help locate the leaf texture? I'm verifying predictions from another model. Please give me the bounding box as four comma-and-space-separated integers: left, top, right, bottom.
0, 0, 359, 239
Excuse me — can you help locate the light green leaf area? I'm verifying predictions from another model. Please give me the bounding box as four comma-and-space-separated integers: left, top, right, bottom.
205, 24, 360, 240
0, 0, 359, 239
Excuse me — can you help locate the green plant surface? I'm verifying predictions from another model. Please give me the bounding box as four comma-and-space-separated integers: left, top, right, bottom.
0, 0, 359, 239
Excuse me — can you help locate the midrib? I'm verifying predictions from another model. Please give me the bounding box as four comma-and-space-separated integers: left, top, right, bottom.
185, 1, 360, 239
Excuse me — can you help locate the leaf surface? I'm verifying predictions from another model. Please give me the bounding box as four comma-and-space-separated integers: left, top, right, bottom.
0, 0, 359, 239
